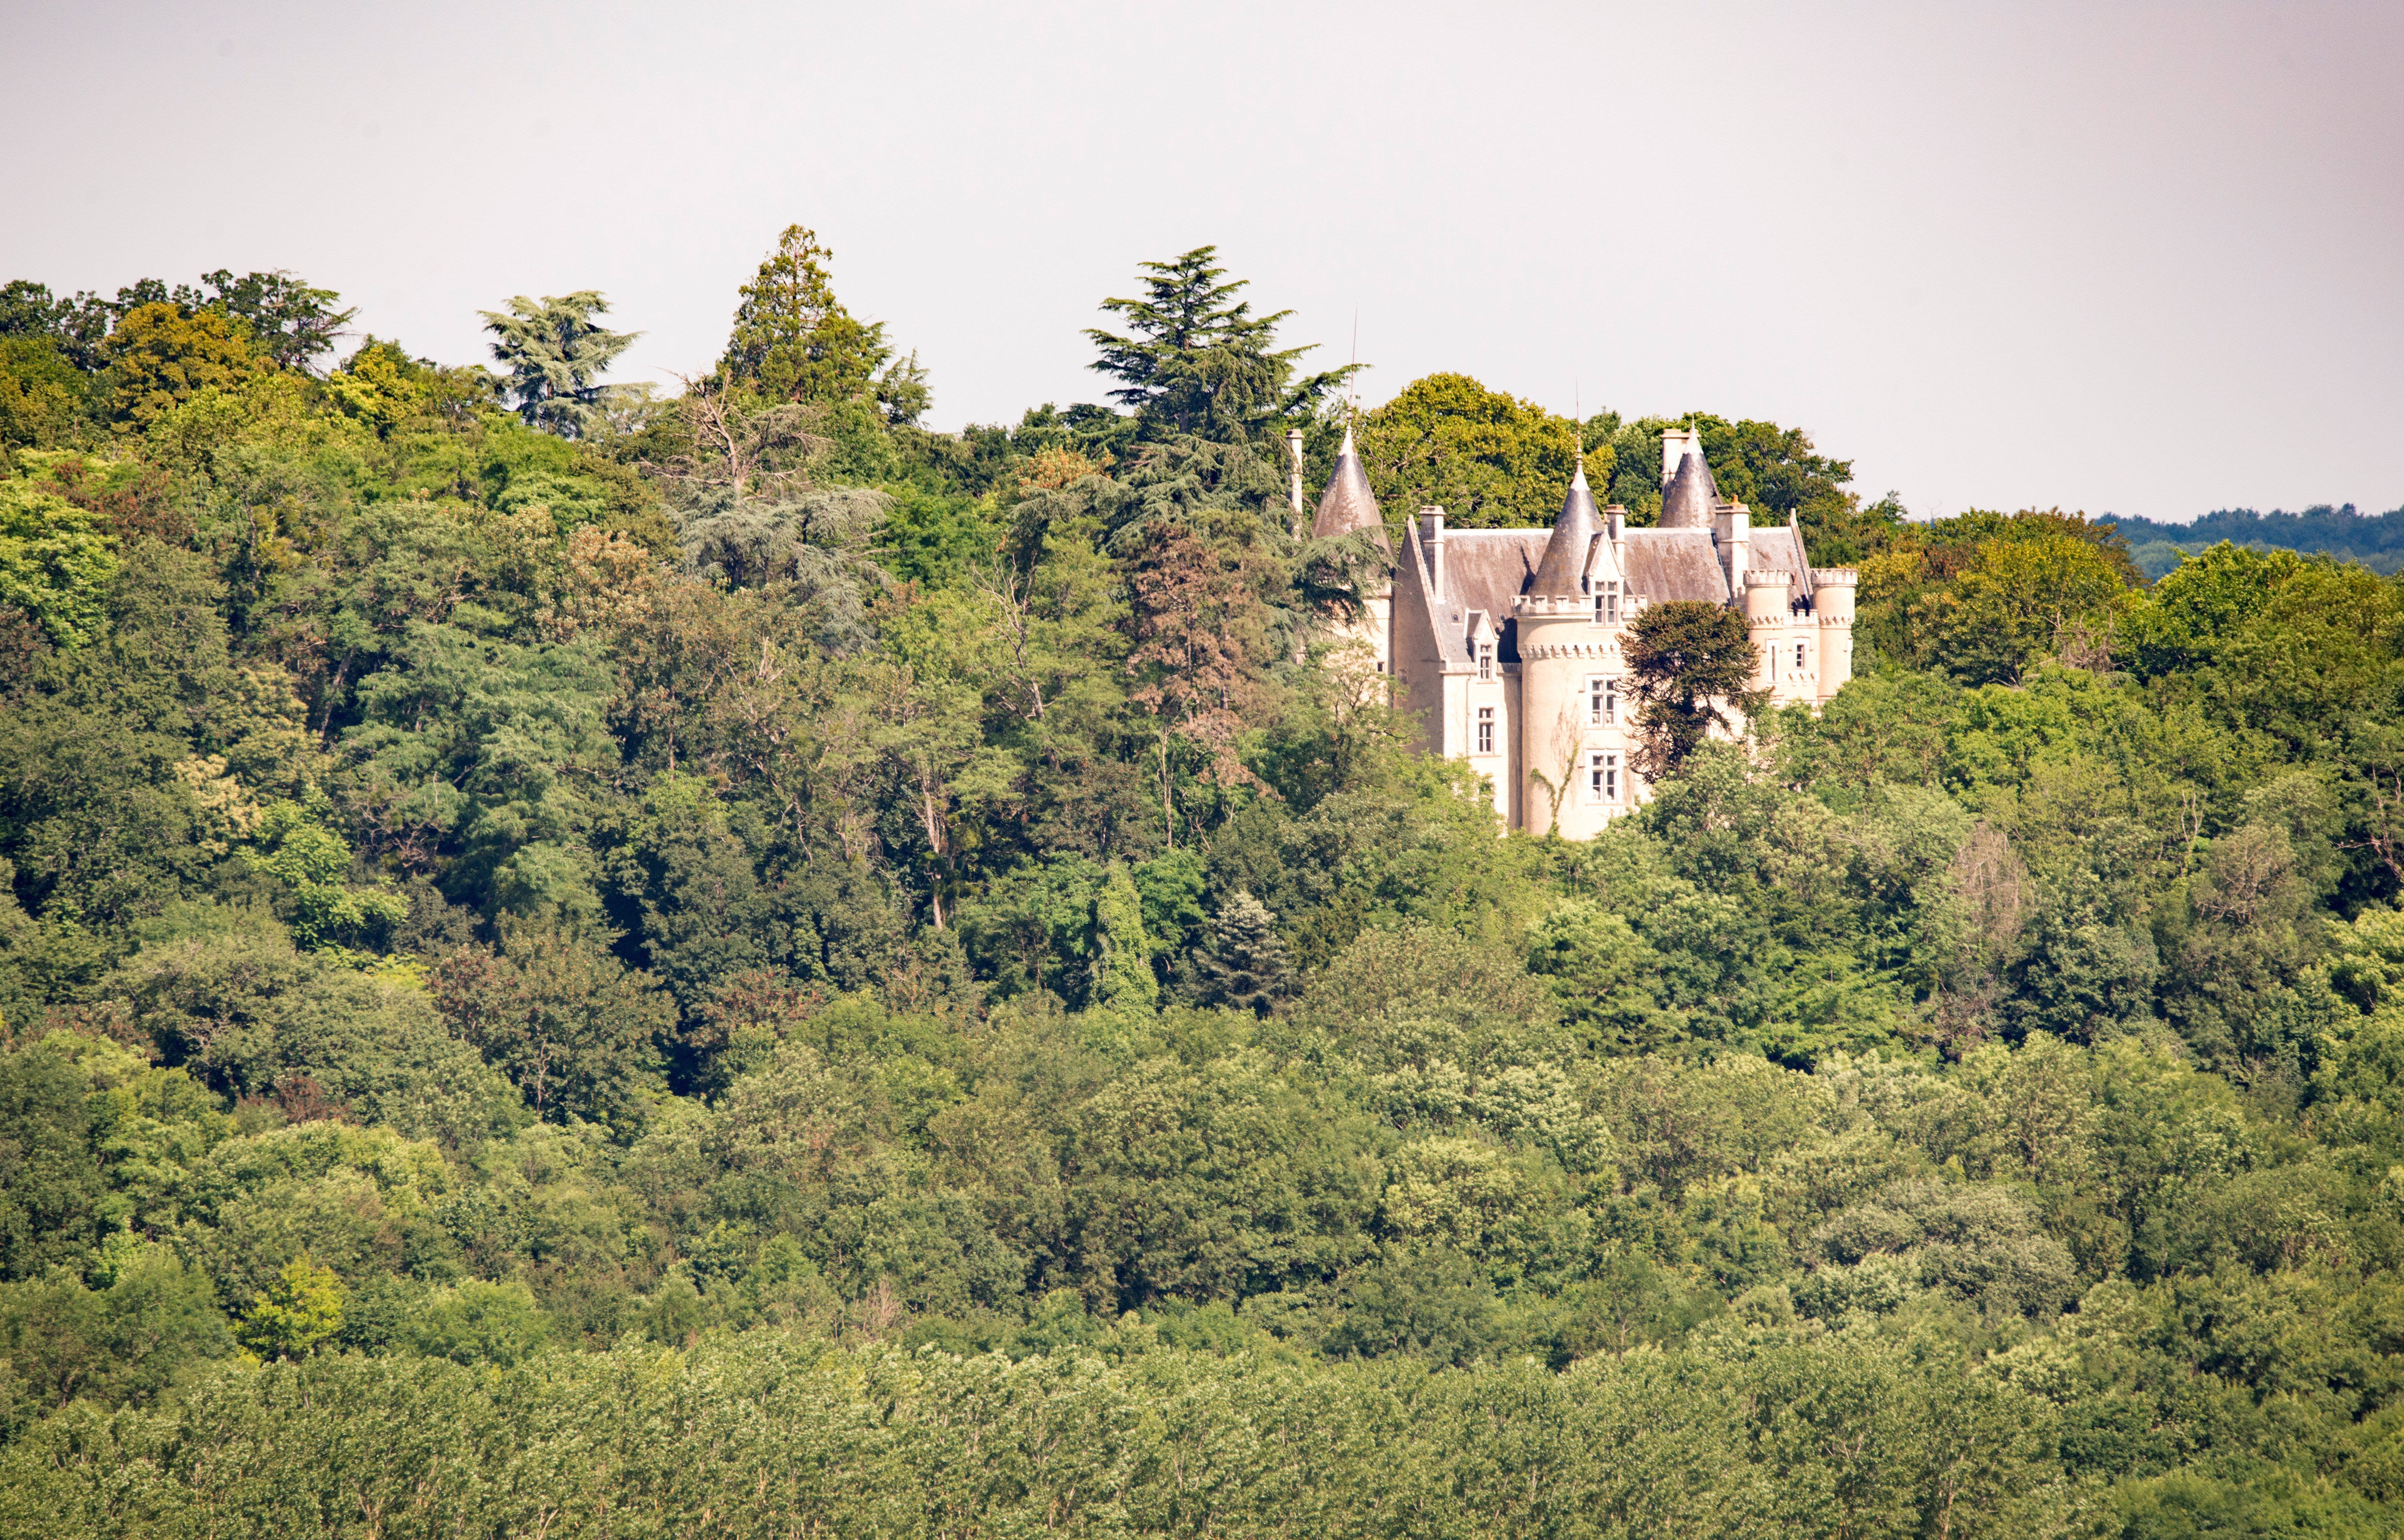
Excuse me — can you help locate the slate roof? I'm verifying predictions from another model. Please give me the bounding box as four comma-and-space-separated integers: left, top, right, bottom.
1426, 528, 1550, 664
1621, 528, 1731, 603
1659, 450, 1718, 528
1746, 519, 1816, 599
1530, 464, 1602, 597
1312, 426, 1388, 549
1401, 499, 1821, 674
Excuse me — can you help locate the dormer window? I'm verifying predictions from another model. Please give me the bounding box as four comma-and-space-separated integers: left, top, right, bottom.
1596, 581, 1620, 623
1478, 643, 1494, 681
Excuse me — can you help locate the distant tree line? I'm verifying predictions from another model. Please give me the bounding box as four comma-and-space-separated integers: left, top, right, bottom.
2110, 504, 2404, 579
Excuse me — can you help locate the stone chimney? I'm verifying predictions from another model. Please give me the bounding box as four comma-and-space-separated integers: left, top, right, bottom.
1716, 502, 1751, 590
1660, 426, 1704, 485
1420, 507, 1447, 600
1285, 428, 1305, 531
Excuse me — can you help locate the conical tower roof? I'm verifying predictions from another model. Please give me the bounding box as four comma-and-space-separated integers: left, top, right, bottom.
1530, 461, 1602, 597
1311, 424, 1386, 546
1659, 449, 1718, 529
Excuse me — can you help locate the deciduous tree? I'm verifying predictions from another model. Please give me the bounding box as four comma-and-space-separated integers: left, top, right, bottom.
1356, 373, 1586, 530
1623, 600, 1764, 779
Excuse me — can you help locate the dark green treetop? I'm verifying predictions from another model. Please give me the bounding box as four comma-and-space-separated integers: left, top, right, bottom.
1086, 246, 1352, 446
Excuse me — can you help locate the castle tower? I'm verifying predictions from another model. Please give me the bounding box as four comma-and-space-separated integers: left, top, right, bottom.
1311, 423, 1393, 673
1514, 461, 1616, 837
1742, 568, 1793, 692
1811, 568, 1857, 702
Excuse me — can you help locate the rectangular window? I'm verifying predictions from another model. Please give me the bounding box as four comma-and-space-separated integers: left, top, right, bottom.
1597, 581, 1618, 623
1476, 706, 1494, 755
1795, 641, 1808, 670
1478, 643, 1493, 681
1588, 751, 1619, 803
1589, 676, 1617, 725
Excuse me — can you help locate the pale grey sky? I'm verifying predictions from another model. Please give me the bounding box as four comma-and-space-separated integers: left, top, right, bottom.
7, 0, 2399, 522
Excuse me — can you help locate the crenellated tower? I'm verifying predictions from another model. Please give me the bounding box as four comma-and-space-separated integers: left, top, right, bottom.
1810, 568, 1857, 703
1513, 459, 1618, 835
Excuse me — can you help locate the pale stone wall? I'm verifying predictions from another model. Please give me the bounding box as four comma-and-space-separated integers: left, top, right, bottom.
1515, 598, 1636, 838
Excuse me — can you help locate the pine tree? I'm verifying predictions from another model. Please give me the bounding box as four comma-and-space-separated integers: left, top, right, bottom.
1085, 246, 1349, 445
1196, 890, 1291, 1015
717, 224, 927, 425
478, 291, 641, 438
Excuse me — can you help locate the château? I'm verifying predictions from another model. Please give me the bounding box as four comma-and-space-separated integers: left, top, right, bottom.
1299, 426, 1856, 834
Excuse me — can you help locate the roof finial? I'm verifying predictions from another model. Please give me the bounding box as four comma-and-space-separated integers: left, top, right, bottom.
1348, 308, 1359, 426
1573, 381, 1583, 476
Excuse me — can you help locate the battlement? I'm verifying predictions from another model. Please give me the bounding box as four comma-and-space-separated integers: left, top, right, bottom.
1512, 593, 1594, 618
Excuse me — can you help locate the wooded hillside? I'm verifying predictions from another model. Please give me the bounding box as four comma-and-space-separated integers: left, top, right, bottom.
3, 241, 2402, 1538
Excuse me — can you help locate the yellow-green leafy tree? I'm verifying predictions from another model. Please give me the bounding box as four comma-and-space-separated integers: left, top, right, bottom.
104, 301, 257, 428
236, 1254, 345, 1360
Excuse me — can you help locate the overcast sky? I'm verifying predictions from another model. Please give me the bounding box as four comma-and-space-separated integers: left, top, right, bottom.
8, 0, 2399, 522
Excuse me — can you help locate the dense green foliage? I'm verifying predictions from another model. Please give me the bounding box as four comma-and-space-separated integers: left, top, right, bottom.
1355, 373, 1586, 530
4, 240, 2404, 1536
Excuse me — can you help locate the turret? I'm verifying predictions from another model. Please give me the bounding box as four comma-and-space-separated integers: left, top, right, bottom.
1529, 460, 1601, 599
1310, 424, 1393, 674
1743, 568, 1791, 691
1811, 568, 1858, 702
1660, 449, 1716, 529
1811, 568, 1857, 626
1313, 424, 1387, 550
1515, 465, 1616, 839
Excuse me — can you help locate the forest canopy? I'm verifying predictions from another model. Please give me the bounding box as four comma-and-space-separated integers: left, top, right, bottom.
4, 241, 2404, 1538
